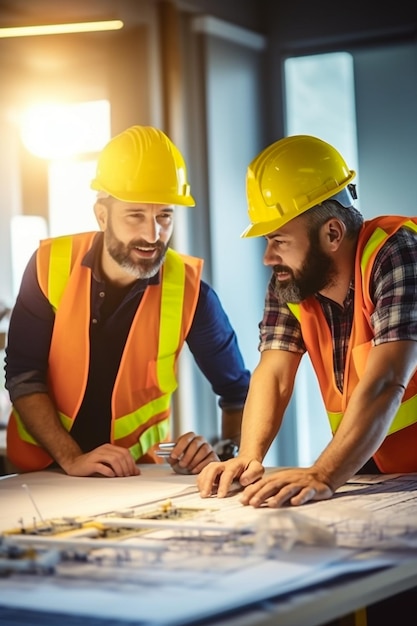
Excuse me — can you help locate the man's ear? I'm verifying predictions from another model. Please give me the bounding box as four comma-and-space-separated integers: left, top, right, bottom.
94, 201, 107, 231
321, 218, 345, 250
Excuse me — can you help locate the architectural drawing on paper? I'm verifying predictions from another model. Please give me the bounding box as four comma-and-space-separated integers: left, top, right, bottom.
2, 479, 417, 582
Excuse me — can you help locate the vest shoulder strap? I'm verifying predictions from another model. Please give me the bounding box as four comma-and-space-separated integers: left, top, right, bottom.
37, 232, 97, 311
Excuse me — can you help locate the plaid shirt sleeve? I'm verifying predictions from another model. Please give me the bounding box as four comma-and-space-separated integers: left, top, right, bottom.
258, 273, 306, 354
370, 226, 417, 344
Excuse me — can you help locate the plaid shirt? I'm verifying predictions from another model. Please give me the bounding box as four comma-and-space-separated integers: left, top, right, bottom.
259, 226, 417, 392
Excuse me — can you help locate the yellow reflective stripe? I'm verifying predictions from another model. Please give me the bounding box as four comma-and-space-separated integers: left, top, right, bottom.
404, 220, 417, 233
328, 394, 417, 435
386, 394, 417, 434
328, 411, 343, 433
361, 221, 417, 276
14, 409, 72, 445
44, 240, 187, 454
157, 251, 185, 393
360, 227, 387, 276
287, 302, 301, 321
59, 412, 73, 431
129, 419, 170, 460
48, 236, 73, 311
114, 393, 171, 440
14, 409, 38, 444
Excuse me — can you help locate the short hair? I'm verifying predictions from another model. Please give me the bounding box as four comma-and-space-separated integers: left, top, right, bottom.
94, 195, 113, 211
303, 200, 364, 240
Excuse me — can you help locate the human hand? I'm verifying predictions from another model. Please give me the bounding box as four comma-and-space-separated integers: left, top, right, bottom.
62, 443, 141, 478
167, 432, 220, 475
239, 467, 334, 508
197, 456, 264, 498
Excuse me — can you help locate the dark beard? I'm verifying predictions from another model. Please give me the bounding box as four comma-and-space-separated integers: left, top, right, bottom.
105, 232, 168, 279
272, 238, 336, 304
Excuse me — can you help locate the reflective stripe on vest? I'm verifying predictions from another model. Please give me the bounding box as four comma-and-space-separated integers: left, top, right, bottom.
361, 220, 417, 277
328, 392, 417, 436
46, 236, 187, 393
48, 235, 74, 312
15, 399, 170, 461
287, 302, 300, 322
15, 234, 201, 459
129, 417, 170, 460
15, 409, 72, 445
287, 219, 417, 436
114, 393, 172, 446
47, 240, 190, 448
157, 249, 185, 393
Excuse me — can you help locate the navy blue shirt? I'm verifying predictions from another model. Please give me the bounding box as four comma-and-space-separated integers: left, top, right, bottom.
5, 233, 250, 452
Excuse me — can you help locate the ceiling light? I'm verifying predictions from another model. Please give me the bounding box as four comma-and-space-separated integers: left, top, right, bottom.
0, 20, 124, 39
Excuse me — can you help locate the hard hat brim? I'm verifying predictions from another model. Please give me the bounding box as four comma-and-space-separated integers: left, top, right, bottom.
91, 180, 195, 207
240, 217, 287, 238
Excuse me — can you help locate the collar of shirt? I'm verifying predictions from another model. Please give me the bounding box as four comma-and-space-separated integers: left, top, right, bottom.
315, 278, 355, 312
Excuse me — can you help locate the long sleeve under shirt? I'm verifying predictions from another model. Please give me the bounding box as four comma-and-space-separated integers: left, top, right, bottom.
5, 233, 250, 453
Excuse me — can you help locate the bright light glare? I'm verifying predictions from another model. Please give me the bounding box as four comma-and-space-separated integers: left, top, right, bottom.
20, 101, 111, 159
11, 216, 48, 299
0, 20, 123, 38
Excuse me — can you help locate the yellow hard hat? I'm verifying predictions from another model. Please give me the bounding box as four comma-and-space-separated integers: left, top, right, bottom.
241, 135, 356, 238
91, 125, 195, 206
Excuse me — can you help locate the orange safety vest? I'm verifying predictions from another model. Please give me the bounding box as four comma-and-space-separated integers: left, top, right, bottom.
287, 216, 417, 473
7, 232, 203, 472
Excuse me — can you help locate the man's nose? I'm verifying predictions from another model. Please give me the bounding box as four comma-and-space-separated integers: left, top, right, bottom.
142, 217, 161, 242
263, 243, 279, 267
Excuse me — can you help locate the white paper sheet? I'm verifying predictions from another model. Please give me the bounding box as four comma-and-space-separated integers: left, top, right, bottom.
0, 465, 196, 531
1, 468, 416, 626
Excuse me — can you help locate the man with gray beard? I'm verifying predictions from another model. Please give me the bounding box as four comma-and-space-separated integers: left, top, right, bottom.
5, 126, 250, 478
198, 134, 417, 507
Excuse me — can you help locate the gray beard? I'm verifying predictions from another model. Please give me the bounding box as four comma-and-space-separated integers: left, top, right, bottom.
116, 254, 165, 280
271, 232, 337, 305
104, 228, 169, 281
273, 280, 303, 305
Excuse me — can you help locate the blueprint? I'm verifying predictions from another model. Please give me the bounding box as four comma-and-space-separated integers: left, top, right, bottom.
287, 473, 417, 549
1, 467, 417, 625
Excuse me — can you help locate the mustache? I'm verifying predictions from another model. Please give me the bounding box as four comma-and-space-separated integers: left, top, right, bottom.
130, 239, 165, 252
273, 264, 293, 274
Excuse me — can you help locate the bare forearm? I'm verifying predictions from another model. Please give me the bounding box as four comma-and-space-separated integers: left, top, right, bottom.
313, 341, 417, 489
13, 393, 82, 470
239, 399, 283, 461
238, 363, 292, 460
197, 350, 300, 500
314, 382, 405, 489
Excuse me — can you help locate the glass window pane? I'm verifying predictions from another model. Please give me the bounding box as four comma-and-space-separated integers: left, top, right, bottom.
285, 52, 359, 201
283, 52, 358, 465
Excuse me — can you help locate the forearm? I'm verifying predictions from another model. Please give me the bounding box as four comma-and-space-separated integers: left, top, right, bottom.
13, 393, 83, 470
314, 381, 405, 490
238, 396, 284, 461
238, 361, 292, 461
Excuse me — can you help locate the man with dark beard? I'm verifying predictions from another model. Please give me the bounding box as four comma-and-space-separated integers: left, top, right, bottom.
5, 126, 250, 477
198, 134, 417, 506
